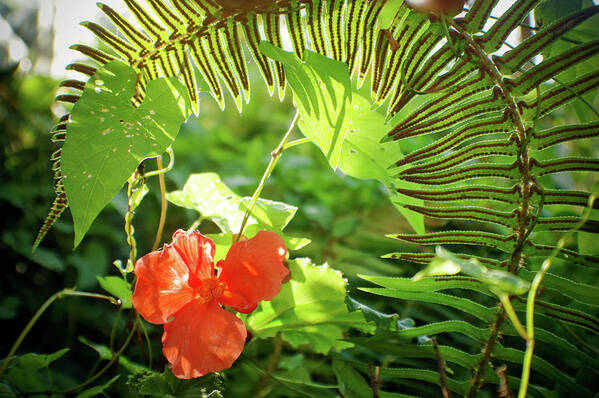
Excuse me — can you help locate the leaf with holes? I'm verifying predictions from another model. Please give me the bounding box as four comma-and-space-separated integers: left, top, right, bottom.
62, 60, 190, 247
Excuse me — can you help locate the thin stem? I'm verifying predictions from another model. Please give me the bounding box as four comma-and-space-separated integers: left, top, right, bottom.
283, 137, 312, 150
143, 146, 175, 178
137, 313, 153, 369
498, 294, 528, 341
0, 289, 119, 378
518, 259, 549, 398
152, 155, 167, 251
432, 337, 452, 398
467, 309, 506, 398
236, 110, 300, 241
33, 319, 138, 395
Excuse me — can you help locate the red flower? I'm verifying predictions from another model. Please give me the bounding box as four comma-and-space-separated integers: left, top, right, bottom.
132, 229, 288, 379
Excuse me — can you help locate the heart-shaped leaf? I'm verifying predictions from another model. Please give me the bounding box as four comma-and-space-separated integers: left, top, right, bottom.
62, 60, 191, 247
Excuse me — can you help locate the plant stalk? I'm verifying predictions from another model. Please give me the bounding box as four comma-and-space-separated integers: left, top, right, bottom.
236, 110, 300, 241
0, 289, 119, 378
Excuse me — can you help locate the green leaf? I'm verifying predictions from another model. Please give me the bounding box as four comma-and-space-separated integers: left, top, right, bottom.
338, 90, 424, 233
167, 173, 298, 236
414, 247, 530, 296
377, 0, 404, 29
246, 258, 370, 354
346, 296, 399, 331
75, 375, 120, 398
260, 42, 352, 168
127, 368, 223, 397
62, 60, 191, 247
2, 231, 65, 272
3, 349, 69, 392
332, 359, 373, 398
78, 336, 145, 374
578, 183, 599, 255
97, 276, 132, 308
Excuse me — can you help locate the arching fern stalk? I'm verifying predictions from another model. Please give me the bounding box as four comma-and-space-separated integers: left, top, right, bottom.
35, 0, 599, 395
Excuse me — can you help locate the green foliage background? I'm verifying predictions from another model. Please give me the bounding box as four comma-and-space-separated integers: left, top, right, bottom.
2, 0, 599, 397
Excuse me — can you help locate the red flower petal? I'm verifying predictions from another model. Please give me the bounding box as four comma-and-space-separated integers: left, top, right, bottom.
132, 230, 216, 324
171, 230, 216, 287
219, 230, 288, 312
162, 300, 247, 379
132, 246, 195, 324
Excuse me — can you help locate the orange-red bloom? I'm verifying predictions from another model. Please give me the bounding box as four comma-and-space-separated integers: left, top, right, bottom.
132, 229, 288, 379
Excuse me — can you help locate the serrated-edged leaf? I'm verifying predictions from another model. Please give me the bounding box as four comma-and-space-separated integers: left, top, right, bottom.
530, 121, 599, 150
506, 40, 599, 96
327, 0, 346, 62
535, 216, 599, 233
204, 27, 244, 112
247, 258, 369, 354
145, 0, 185, 34
305, 0, 327, 57
394, 320, 490, 342
389, 231, 517, 253
80, 21, 137, 60
62, 60, 190, 247
518, 269, 599, 307
519, 70, 599, 119
361, 274, 491, 294
543, 188, 598, 207
384, 251, 503, 269
395, 71, 495, 133
242, 14, 275, 95
479, 0, 540, 52
332, 359, 372, 398
97, 3, 152, 51
260, 42, 352, 169
397, 162, 519, 185
388, 91, 504, 139
368, 366, 470, 395
462, 0, 500, 32
69, 44, 117, 65
348, 339, 480, 370
399, 139, 517, 175
359, 288, 495, 321
494, 6, 599, 74
494, 345, 591, 395
264, 13, 286, 100
396, 185, 520, 205
513, 298, 599, 335
533, 156, 599, 176
358, 0, 384, 85
188, 36, 225, 109
404, 204, 517, 228
346, 0, 367, 74
123, 0, 169, 42
523, 242, 599, 268
286, 2, 306, 60
127, 368, 223, 397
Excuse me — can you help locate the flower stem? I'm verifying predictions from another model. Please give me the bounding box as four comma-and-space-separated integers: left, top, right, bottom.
236, 110, 300, 241
152, 155, 167, 251
0, 288, 119, 378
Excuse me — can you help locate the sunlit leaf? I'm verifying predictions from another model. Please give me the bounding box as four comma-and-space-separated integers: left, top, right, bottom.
247, 258, 370, 354
62, 60, 191, 247
97, 275, 132, 308
260, 42, 352, 168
